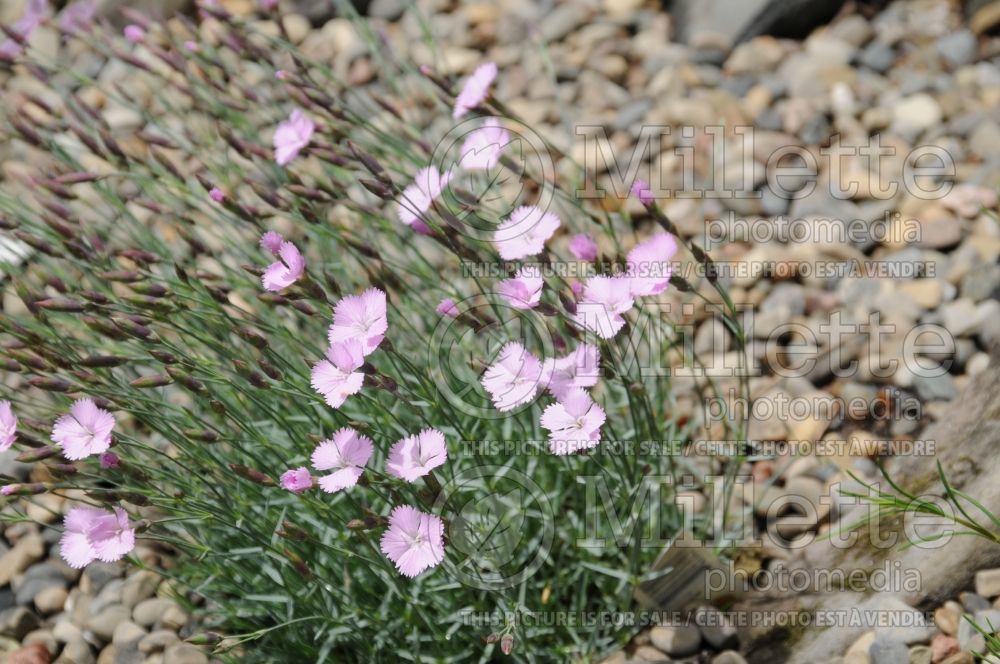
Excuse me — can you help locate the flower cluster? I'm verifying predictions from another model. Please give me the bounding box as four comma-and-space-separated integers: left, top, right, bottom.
310, 288, 386, 408
0, 398, 137, 567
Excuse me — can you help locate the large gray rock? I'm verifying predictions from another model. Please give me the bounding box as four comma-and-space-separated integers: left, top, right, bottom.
738, 366, 1000, 663
670, 0, 849, 47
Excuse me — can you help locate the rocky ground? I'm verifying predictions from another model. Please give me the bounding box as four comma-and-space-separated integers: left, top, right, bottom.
2, 0, 1000, 662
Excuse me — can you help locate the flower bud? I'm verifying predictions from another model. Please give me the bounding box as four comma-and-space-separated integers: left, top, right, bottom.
36, 298, 88, 313
167, 368, 206, 393
235, 327, 268, 349
185, 633, 223, 646
278, 521, 310, 541
129, 374, 173, 388
359, 178, 392, 199
500, 635, 514, 655
183, 428, 218, 442
1, 483, 48, 497
80, 356, 130, 368
28, 377, 72, 392
99, 269, 145, 283
229, 463, 275, 486
149, 350, 178, 364
16, 446, 59, 462
48, 463, 79, 477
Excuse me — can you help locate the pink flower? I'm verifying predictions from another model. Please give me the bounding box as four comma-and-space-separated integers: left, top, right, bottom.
311, 428, 373, 493
437, 298, 459, 318
573, 275, 634, 339
543, 344, 600, 400
386, 429, 448, 482
209, 187, 225, 203
397, 166, 453, 230
0, 0, 49, 59
568, 233, 598, 261
494, 206, 561, 260
123, 24, 145, 42
310, 340, 365, 409
99, 452, 120, 469
262, 240, 305, 291
275, 69, 289, 80
273, 109, 315, 166
627, 232, 677, 297
184, 40, 198, 52
497, 265, 543, 310
571, 281, 584, 298
59, 0, 97, 33
380, 505, 445, 577
280, 467, 313, 493
52, 398, 115, 461
328, 288, 387, 356
0, 400, 17, 452
260, 0, 279, 9
631, 179, 653, 205
453, 62, 497, 120
459, 118, 509, 170
60, 506, 135, 568
260, 230, 283, 255
480, 341, 544, 412
540, 388, 606, 455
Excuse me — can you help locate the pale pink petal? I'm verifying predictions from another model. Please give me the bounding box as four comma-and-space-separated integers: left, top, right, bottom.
310, 357, 364, 409
573, 275, 634, 339
494, 206, 561, 260
627, 233, 677, 297
380, 505, 445, 577
53, 398, 114, 460
328, 288, 387, 355
568, 234, 598, 261
453, 62, 497, 119
273, 109, 315, 166
260, 231, 284, 255
480, 341, 544, 411
397, 167, 453, 228
318, 467, 363, 492
0, 400, 17, 452
60, 531, 95, 569
459, 118, 509, 170
437, 298, 459, 317
280, 467, 313, 493
497, 266, 543, 310
386, 428, 447, 482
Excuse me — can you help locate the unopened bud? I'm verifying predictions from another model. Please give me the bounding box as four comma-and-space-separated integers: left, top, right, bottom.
183, 428, 218, 442
16, 445, 59, 462
235, 327, 268, 349
1, 483, 48, 497
185, 632, 223, 646
229, 463, 275, 486
28, 377, 72, 392
167, 368, 206, 393
359, 178, 392, 199
99, 270, 144, 282
48, 463, 79, 477
129, 374, 173, 388
80, 356, 130, 368
278, 521, 310, 541
500, 635, 514, 655
36, 298, 88, 313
